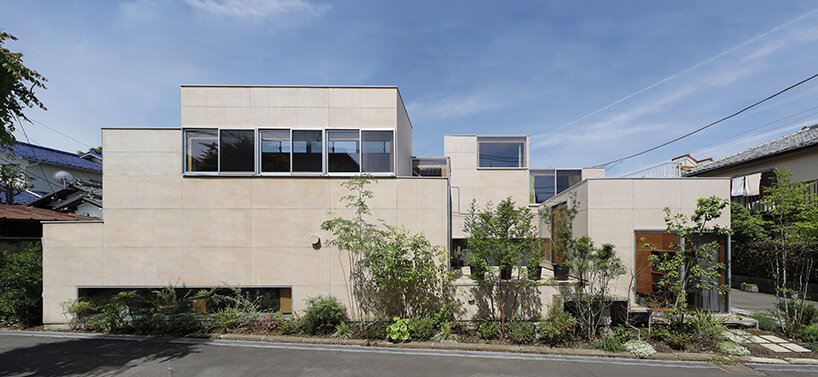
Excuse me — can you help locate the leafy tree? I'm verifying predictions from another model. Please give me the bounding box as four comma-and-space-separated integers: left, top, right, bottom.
646, 196, 730, 324
542, 195, 626, 339
0, 242, 43, 326
760, 169, 818, 331
0, 163, 31, 204
76, 146, 102, 156
463, 197, 542, 335
1, 32, 47, 149
731, 203, 768, 246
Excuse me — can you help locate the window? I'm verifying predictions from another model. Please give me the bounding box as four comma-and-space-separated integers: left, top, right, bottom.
260, 129, 290, 173
185, 129, 218, 172
412, 158, 448, 177
556, 169, 582, 193
361, 131, 394, 173
529, 169, 555, 203
219, 130, 255, 172
292, 130, 323, 173
477, 136, 526, 168
327, 130, 361, 173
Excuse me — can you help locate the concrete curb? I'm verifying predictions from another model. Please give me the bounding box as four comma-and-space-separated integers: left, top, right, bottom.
3, 329, 816, 368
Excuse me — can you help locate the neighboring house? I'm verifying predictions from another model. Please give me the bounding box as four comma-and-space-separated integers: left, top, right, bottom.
686, 124, 818, 211
0, 203, 97, 252
619, 154, 712, 178
40, 85, 730, 326
0, 142, 103, 204
27, 180, 102, 218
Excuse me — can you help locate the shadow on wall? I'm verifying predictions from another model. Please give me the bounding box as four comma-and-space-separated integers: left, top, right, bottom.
0, 337, 199, 376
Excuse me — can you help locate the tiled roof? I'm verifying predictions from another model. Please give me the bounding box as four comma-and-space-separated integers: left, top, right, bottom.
687, 124, 818, 176
0, 203, 98, 221
7, 142, 102, 172
0, 190, 42, 205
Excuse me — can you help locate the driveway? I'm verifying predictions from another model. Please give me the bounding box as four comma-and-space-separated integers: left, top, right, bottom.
731, 288, 818, 314
1, 332, 816, 376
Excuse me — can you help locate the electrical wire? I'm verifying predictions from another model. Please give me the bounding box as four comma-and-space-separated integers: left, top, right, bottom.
595, 72, 818, 168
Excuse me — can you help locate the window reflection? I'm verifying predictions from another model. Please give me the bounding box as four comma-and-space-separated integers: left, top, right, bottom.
185, 129, 218, 172
327, 130, 361, 173
477, 137, 527, 168
292, 130, 323, 172
220, 130, 255, 172
260, 130, 290, 173
362, 131, 394, 173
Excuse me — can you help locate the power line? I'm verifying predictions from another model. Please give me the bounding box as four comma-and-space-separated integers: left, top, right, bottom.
595, 72, 818, 168
29, 118, 94, 149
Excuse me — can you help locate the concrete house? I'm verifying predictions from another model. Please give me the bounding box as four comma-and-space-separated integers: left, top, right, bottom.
41, 85, 731, 325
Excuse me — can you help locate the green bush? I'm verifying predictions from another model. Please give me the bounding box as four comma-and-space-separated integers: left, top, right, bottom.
361, 321, 387, 340
651, 324, 691, 350
410, 317, 436, 341
536, 306, 577, 345
332, 321, 352, 339
613, 325, 634, 342
386, 317, 413, 343
778, 302, 817, 326
752, 314, 779, 332
805, 342, 818, 352
299, 296, 347, 335
477, 317, 500, 340
432, 322, 458, 342
0, 245, 43, 326
507, 320, 536, 345
801, 325, 818, 342
597, 334, 626, 352
688, 310, 726, 345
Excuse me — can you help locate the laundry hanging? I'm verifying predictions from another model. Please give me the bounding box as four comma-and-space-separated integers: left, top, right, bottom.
744, 172, 762, 196
731, 176, 745, 196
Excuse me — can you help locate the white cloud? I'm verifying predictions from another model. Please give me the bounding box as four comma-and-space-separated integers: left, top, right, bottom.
407, 91, 511, 121
183, 0, 329, 18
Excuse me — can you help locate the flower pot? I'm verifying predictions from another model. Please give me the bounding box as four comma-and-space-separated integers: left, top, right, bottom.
500, 264, 513, 280
554, 264, 569, 281
528, 265, 542, 280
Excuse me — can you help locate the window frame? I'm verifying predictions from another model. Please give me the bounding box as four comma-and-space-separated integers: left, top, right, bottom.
325, 128, 362, 176
290, 128, 326, 176
360, 128, 396, 177
183, 128, 220, 176
258, 128, 293, 176
218, 128, 257, 176
529, 168, 583, 205
476, 135, 529, 170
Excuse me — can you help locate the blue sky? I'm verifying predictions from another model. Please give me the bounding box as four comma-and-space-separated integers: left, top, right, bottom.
3, 0, 818, 175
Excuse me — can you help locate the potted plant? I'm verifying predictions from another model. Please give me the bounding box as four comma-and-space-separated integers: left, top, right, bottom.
527, 263, 542, 280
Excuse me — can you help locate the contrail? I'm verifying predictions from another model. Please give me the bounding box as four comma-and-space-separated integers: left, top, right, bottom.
533, 8, 818, 147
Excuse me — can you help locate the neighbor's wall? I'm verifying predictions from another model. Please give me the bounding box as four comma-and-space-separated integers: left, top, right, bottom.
41, 127, 448, 324
692, 147, 818, 182
445, 135, 529, 239
0, 154, 100, 194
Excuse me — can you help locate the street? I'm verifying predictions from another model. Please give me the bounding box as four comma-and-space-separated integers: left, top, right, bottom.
0, 332, 815, 376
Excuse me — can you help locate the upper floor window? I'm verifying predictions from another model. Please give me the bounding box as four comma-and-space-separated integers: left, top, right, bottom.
184, 129, 218, 172
556, 169, 582, 194
260, 129, 290, 173
292, 130, 323, 173
412, 157, 448, 177
477, 136, 527, 168
530, 169, 582, 204
220, 130, 255, 172
327, 130, 361, 173
361, 131, 394, 173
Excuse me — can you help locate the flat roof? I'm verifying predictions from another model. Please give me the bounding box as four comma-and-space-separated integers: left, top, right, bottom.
180, 84, 399, 89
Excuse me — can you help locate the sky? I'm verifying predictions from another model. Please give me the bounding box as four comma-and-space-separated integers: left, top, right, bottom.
3, 0, 818, 176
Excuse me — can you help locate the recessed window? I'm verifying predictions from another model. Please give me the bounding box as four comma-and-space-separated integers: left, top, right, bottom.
260, 129, 290, 173
412, 158, 447, 177
477, 136, 527, 168
556, 169, 582, 193
327, 130, 361, 173
185, 129, 218, 172
292, 130, 323, 173
529, 169, 555, 204
219, 130, 255, 172
362, 131, 394, 173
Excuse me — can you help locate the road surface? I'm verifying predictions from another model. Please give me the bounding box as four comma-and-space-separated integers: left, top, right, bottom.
0, 331, 815, 376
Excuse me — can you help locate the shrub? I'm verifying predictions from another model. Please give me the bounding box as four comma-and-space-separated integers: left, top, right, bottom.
410, 317, 436, 341
387, 317, 414, 343
432, 322, 458, 342
805, 342, 818, 352
332, 322, 352, 339
62, 299, 98, 330
299, 296, 347, 335
801, 325, 818, 342
507, 321, 536, 345
0, 246, 43, 326
651, 324, 690, 350
597, 334, 626, 353
613, 325, 634, 342
688, 310, 726, 345
716, 341, 750, 356
256, 312, 291, 334
211, 307, 253, 332
536, 306, 577, 346
477, 317, 500, 340
362, 321, 387, 340
624, 340, 656, 358
778, 302, 818, 326
752, 314, 779, 332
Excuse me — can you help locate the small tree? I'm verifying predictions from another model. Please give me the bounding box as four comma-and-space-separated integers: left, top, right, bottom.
0, 242, 43, 326
464, 197, 542, 335
0, 164, 30, 204
1, 32, 47, 149
646, 196, 730, 324
542, 195, 626, 339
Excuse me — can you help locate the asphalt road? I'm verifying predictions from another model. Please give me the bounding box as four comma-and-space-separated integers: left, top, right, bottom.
0, 332, 815, 377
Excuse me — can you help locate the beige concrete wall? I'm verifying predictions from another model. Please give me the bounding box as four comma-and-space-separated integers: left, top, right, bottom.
693, 147, 818, 182
395, 91, 413, 177
540, 178, 731, 301
445, 135, 529, 238
41, 127, 448, 324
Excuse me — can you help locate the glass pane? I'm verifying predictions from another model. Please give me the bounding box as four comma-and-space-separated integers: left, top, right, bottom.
412, 158, 447, 177
556, 169, 582, 194
362, 131, 394, 173
292, 130, 323, 172
529, 169, 555, 203
477, 136, 526, 168
260, 129, 290, 173
327, 130, 360, 173
219, 130, 255, 172
185, 129, 218, 172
